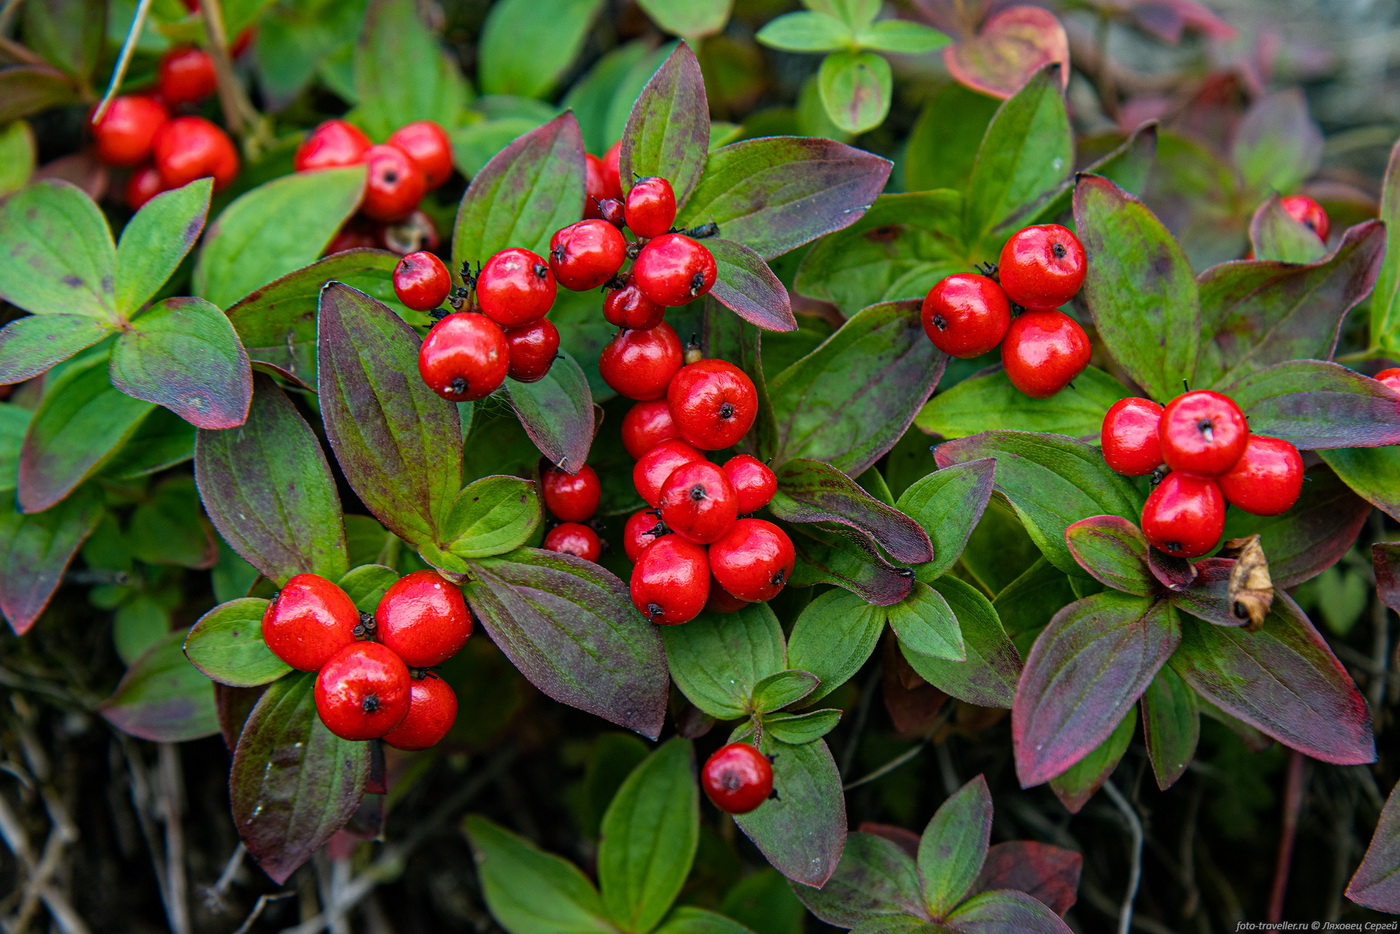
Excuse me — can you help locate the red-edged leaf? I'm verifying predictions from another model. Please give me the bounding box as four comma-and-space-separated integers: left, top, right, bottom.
98, 629, 219, 742
1375, 543, 1400, 615
0, 484, 101, 634
503, 351, 596, 470
621, 41, 709, 209
1347, 779, 1400, 912
0, 313, 115, 384
917, 775, 992, 916
1047, 707, 1134, 812
771, 458, 932, 565
790, 524, 916, 606
944, 888, 1074, 933
790, 832, 927, 924
1225, 359, 1400, 450
706, 238, 797, 332
1168, 558, 1240, 627
1065, 516, 1154, 596
1148, 549, 1196, 592
859, 822, 922, 859
735, 736, 846, 888
974, 842, 1081, 917
1221, 466, 1370, 587
901, 576, 1022, 709
1140, 665, 1199, 790
944, 7, 1069, 100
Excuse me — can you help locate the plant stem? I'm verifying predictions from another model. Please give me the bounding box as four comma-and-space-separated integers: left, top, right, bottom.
1267, 750, 1306, 922
91, 0, 151, 123
1103, 779, 1142, 934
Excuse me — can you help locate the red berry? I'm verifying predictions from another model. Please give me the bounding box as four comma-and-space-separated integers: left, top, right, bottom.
417, 312, 509, 402
704, 577, 750, 614
584, 153, 607, 218
543, 522, 603, 561
709, 518, 795, 603
621, 399, 680, 459
722, 455, 777, 513
701, 743, 773, 814
295, 119, 371, 173
153, 115, 238, 190
625, 176, 677, 239
387, 120, 453, 189
1141, 472, 1225, 559
632, 234, 717, 307
920, 274, 1012, 358
600, 140, 624, 201
998, 224, 1088, 311
363, 143, 426, 222
375, 569, 472, 668
549, 220, 627, 291
504, 317, 560, 383
1377, 368, 1400, 393
1159, 390, 1249, 476
667, 359, 758, 451
1100, 397, 1164, 477
157, 46, 217, 105
1000, 310, 1090, 399
633, 439, 705, 508
599, 321, 683, 401
324, 221, 379, 255
1280, 194, 1330, 241
260, 573, 360, 672
658, 461, 738, 545
623, 509, 668, 562
125, 165, 165, 210
603, 279, 667, 331
541, 462, 601, 521
630, 536, 710, 625
314, 642, 411, 741
92, 95, 169, 167
393, 251, 452, 311
476, 248, 557, 327
1217, 435, 1304, 517
597, 198, 626, 228
382, 672, 458, 751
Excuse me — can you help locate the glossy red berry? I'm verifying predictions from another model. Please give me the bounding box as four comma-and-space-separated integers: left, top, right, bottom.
393, 251, 452, 311
623, 509, 668, 562
997, 224, 1088, 311
667, 359, 758, 451
314, 642, 411, 741
584, 153, 608, 219
125, 165, 165, 210
541, 462, 601, 522
476, 248, 557, 327
153, 115, 238, 190
1373, 368, 1400, 392
1280, 194, 1330, 241
1000, 310, 1090, 399
157, 46, 217, 105
503, 317, 560, 383
1159, 390, 1249, 476
630, 536, 710, 625
633, 234, 717, 307
543, 522, 603, 561
295, 119, 371, 173
387, 120, 453, 189
1101, 397, 1165, 477
375, 569, 472, 668
363, 143, 426, 222
634, 439, 705, 508
1217, 435, 1304, 517
920, 274, 1013, 358
382, 672, 458, 751
701, 743, 773, 814
625, 176, 677, 239
597, 197, 626, 228
549, 220, 627, 291
418, 312, 509, 402
709, 518, 795, 603
599, 321, 683, 401
260, 573, 360, 672
704, 578, 750, 614
92, 95, 169, 167
600, 140, 624, 201
1141, 472, 1225, 559
723, 455, 777, 513
658, 461, 738, 545
621, 399, 680, 459
603, 279, 667, 331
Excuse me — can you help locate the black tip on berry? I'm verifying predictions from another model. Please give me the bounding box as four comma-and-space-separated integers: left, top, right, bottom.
449, 377, 468, 396
646, 603, 664, 621
719, 401, 735, 420
769, 788, 781, 801
1052, 241, 1067, 259
932, 314, 947, 331
362, 695, 381, 714
533, 263, 550, 279
690, 484, 707, 501
690, 273, 705, 294
771, 569, 786, 586
603, 274, 627, 290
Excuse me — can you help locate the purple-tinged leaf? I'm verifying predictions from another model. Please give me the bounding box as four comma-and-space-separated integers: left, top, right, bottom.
1047, 707, 1133, 812
772, 458, 932, 565
0, 179, 116, 321
662, 603, 786, 720
1168, 558, 1240, 627
770, 302, 945, 476
1065, 516, 1153, 596
1222, 466, 1370, 587
1247, 195, 1328, 265
1371, 139, 1400, 355
622, 42, 709, 209
917, 775, 992, 916
789, 832, 927, 925
1230, 90, 1322, 198
734, 736, 846, 888
1226, 359, 1400, 450
214, 684, 261, 752
900, 577, 1021, 709
944, 888, 1074, 934
935, 431, 1141, 577
679, 137, 890, 261
99, 629, 219, 742
789, 524, 915, 606
468, 547, 667, 738
452, 113, 586, 275
859, 822, 922, 859
916, 366, 1128, 442
1375, 543, 1400, 614
355, 0, 466, 139
1032, 121, 1159, 228
195, 375, 348, 585
896, 459, 996, 582
703, 301, 777, 459
1073, 174, 1200, 403
114, 178, 211, 314
230, 672, 370, 884
1140, 665, 1199, 790
974, 842, 1081, 917
1147, 550, 1196, 592
503, 351, 595, 469
706, 238, 796, 333
1169, 592, 1375, 765
184, 597, 290, 688
1013, 593, 1178, 786
0, 66, 83, 124
945, 8, 1069, 101
0, 484, 101, 634
0, 313, 115, 384
318, 283, 460, 547
1320, 445, 1400, 521
1347, 779, 1400, 912
1196, 222, 1384, 386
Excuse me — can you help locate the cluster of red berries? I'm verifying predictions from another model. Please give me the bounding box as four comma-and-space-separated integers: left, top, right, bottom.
90, 46, 238, 209
921, 224, 1091, 398
701, 742, 775, 815
539, 461, 604, 562
261, 570, 470, 749
1101, 390, 1304, 558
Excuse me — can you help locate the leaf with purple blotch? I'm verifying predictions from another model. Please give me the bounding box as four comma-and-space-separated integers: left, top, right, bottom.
917, 775, 992, 916
1140, 665, 1199, 790
945, 8, 1069, 101
771, 458, 932, 565
621, 41, 709, 208
1225, 359, 1400, 450
973, 841, 1081, 917
789, 831, 927, 925
789, 524, 915, 606
1221, 466, 1369, 587
733, 735, 846, 888
0, 313, 115, 385
99, 629, 220, 742
706, 238, 796, 333
1065, 515, 1154, 596
1347, 779, 1400, 912
1047, 707, 1133, 813
503, 351, 595, 470
943, 888, 1074, 933
1167, 558, 1239, 627
0, 178, 116, 321
0, 483, 102, 634
114, 178, 212, 314
1374, 543, 1400, 615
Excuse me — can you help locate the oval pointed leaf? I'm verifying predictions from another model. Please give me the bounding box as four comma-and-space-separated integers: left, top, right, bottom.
751, 669, 820, 713
0, 179, 116, 320
974, 841, 1082, 917
916, 366, 1129, 442
1347, 779, 1400, 912
818, 50, 891, 135
889, 582, 964, 661
896, 459, 996, 581
1225, 359, 1400, 450
792, 832, 925, 925
464, 815, 612, 933
99, 629, 219, 743
1065, 516, 1153, 596
183, 597, 289, 687
662, 603, 787, 719
707, 238, 796, 332
787, 588, 884, 706
1322, 445, 1400, 521
0, 484, 102, 634
621, 42, 710, 208
0, 313, 115, 384
945, 6, 1069, 101
1230, 90, 1322, 198
114, 178, 212, 314
1222, 466, 1370, 588
1371, 140, 1400, 354
1140, 665, 1199, 790
763, 708, 842, 745
355, 0, 467, 138
790, 524, 914, 606
1047, 706, 1134, 812
771, 458, 932, 564
504, 351, 595, 469
1248, 195, 1329, 264
444, 475, 542, 558
734, 736, 846, 888
946, 889, 1074, 934
337, 564, 400, 614
900, 576, 1021, 709
918, 775, 992, 916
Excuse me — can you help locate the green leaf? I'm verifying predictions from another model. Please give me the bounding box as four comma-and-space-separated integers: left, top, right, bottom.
1321, 445, 1400, 521
762, 708, 842, 745
945, 889, 1073, 933
751, 670, 821, 713
1031, 122, 1159, 227
1064, 515, 1154, 596
756, 11, 850, 52
899, 576, 1020, 708
443, 475, 542, 558
771, 459, 933, 564
1371, 140, 1400, 355
1224, 359, 1400, 450
917, 775, 992, 916
466, 816, 613, 932
22, 0, 103, 80
99, 629, 219, 743
889, 582, 964, 661
114, 178, 212, 315
654, 907, 756, 934
0, 484, 102, 635
1047, 706, 1134, 812
195, 166, 366, 309
896, 459, 996, 581
354, 0, 467, 138
734, 736, 846, 888
857, 19, 949, 54
183, 597, 290, 687
599, 738, 698, 934
786, 588, 884, 706
0, 313, 116, 385
0, 179, 116, 321
563, 40, 677, 153
916, 366, 1129, 440
0, 66, 82, 124
1230, 90, 1321, 199
479, 0, 604, 98
790, 832, 925, 925
1249, 195, 1329, 264
1139, 666, 1199, 790
0, 120, 36, 197
904, 83, 1000, 194
638, 0, 732, 38
0, 403, 29, 492
336, 564, 400, 614
790, 523, 915, 606
702, 302, 777, 459
818, 50, 891, 135
128, 475, 216, 568
662, 604, 786, 719
621, 42, 710, 208
504, 351, 596, 470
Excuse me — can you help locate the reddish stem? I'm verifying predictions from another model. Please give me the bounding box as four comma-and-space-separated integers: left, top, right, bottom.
1266, 750, 1306, 922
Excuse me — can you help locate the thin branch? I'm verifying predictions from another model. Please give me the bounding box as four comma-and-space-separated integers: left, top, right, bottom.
91, 0, 151, 123
1103, 779, 1144, 934
159, 744, 191, 934
844, 743, 924, 791
1267, 751, 1307, 923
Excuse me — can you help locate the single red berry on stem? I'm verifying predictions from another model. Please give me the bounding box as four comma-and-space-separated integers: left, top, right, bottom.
623, 509, 668, 562
152, 115, 238, 190
601, 140, 624, 201
157, 46, 218, 105
417, 312, 509, 402
295, 119, 371, 173
667, 359, 758, 450
1141, 473, 1225, 558
541, 462, 601, 521
1280, 194, 1330, 241
998, 224, 1088, 311
260, 573, 360, 672
549, 220, 627, 291
125, 165, 166, 210
382, 672, 458, 751
709, 518, 795, 603
363, 144, 426, 222
634, 439, 705, 508
543, 522, 603, 561
375, 569, 472, 668
723, 455, 777, 513
1159, 390, 1249, 476
1000, 310, 1090, 398
657, 461, 738, 545
629, 536, 710, 625
1101, 397, 1165, 476
1217, 435, 1304, 517
702, 743, 773, 814
1373, 367, 1400, 392
920, 273, 1012, 358
625, 176, 677, 239
387, 120, 453, 189
603, 279, 667, 331
599, 321, 683, 401
476, 248, 557, 327
633, 234, 717, 307
393, 251, 452, 311
92, 95, 169, 167
503, 317, 560, 383
621, 399, 680, 459
314, 642, 411, 741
